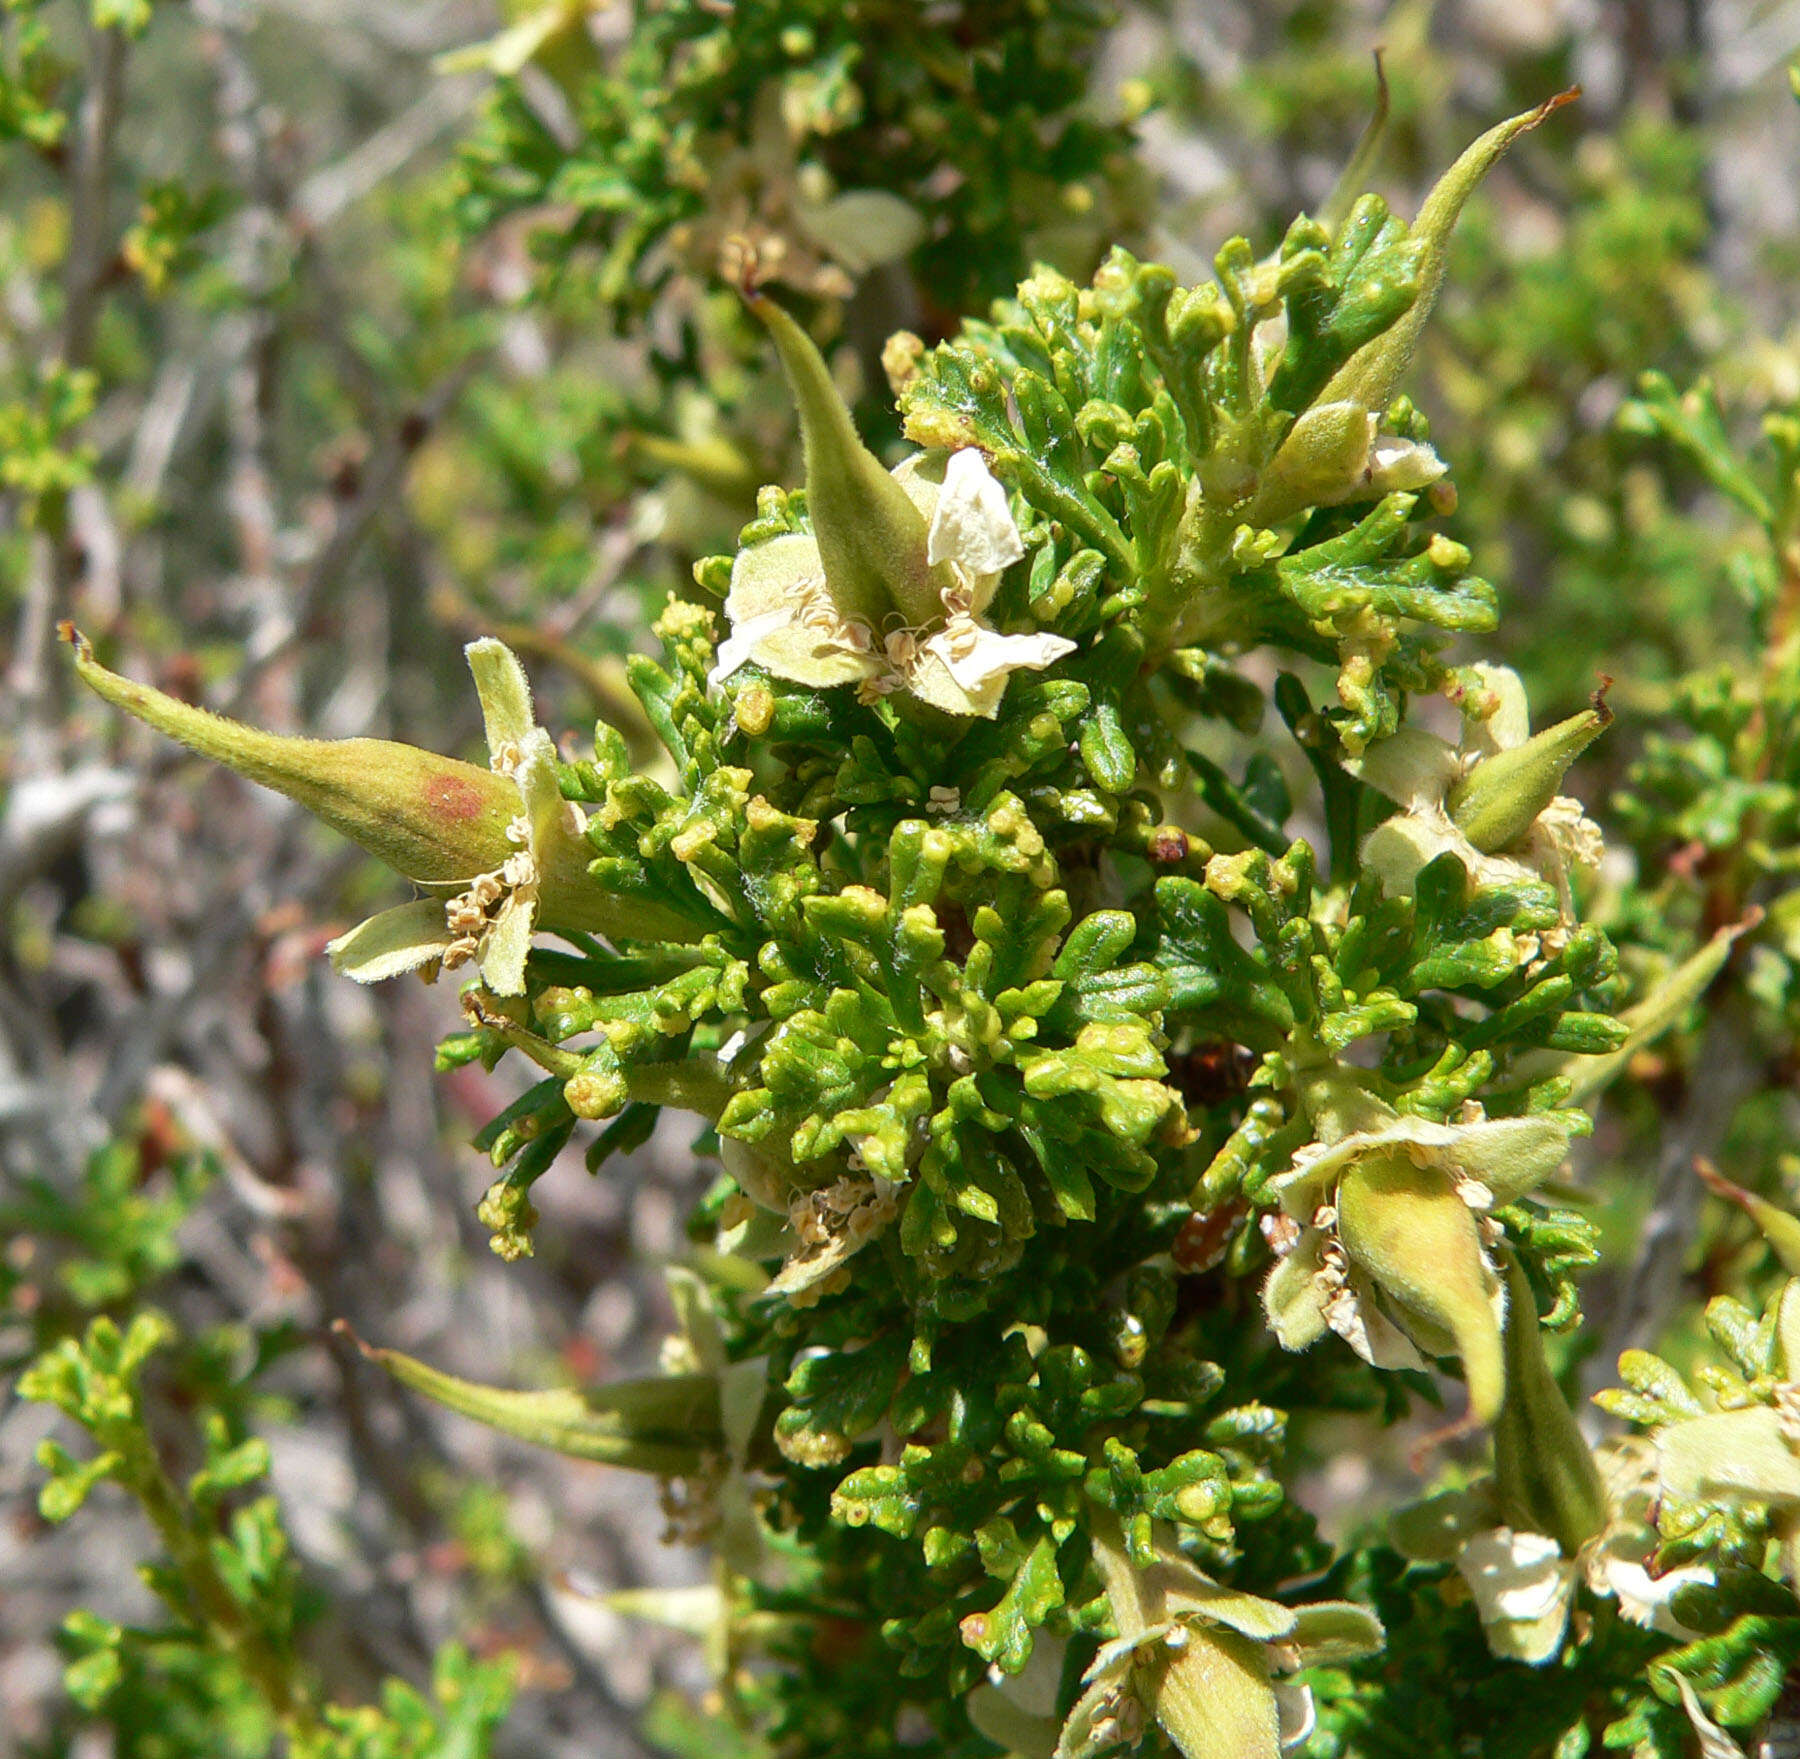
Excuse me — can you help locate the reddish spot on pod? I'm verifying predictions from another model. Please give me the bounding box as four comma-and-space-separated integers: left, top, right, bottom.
422, 769, 488, 822
1148, 825, 1190, 864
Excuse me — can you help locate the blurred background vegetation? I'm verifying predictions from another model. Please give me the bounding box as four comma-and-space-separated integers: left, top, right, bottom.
3, 1, 1798, 1754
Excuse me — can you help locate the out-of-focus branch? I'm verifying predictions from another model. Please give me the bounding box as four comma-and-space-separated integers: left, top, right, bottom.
7, 20, 129, 748
1584, 994, 1761, 1391
295, 74, 484, 229
61, 21, 127, 371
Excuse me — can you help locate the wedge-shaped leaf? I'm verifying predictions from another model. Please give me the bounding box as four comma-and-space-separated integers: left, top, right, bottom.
963, 1533, 1065, 1672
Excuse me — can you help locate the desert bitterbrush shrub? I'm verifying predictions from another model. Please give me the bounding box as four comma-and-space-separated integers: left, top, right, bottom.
30, 19, 1800, 1759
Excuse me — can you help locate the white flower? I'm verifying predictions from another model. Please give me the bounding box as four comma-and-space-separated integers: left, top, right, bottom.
1350, 663, 1604, 916
325, 638, 588, 997
1453, 1519, 1711, 1666
1397, 1439, 1712, 1667
710, 446, 1075, 719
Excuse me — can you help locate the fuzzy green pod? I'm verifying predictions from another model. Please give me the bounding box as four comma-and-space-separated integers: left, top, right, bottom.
1492, 1253, 1606, 1555
1321, 89, 1579, 421
1336, 1148, 1506, 1421
66, 625, 518, 886
341, 1323, 721, 1476
66, 624, 691, 945
1154, 1628, 1282, 1759
746, 290, 950, 630
1447, 700, 1610, 854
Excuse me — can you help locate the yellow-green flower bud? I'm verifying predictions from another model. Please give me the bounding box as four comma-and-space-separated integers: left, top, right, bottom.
65, 625, 517, 885
1446, 698, 1610, 855
1492, 1252, 1606, 1555
1336, 1148, 1506, 1421
746, 291, 950, 630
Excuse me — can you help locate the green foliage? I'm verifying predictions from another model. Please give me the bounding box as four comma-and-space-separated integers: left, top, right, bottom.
23, 8, 1800, 1759
19, 1309, 517, 1758
452, 0, 1137, 322
0, 1137, 213, 1320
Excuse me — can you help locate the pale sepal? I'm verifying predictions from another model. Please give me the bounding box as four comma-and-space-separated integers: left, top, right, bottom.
327, 899, 453, 984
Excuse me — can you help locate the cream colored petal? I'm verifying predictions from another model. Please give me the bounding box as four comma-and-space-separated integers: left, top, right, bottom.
1367, 435, 1446, 494
326, 899, 453, 984
708, 607, 790, 688
910, 624, 1073, 719
953, 628, 1076, 693
1325, 1268, 1430, 1371
1455, 1528, 1576, 1665
754, 619, 883, 690
724, 535, 883, 689
1359, 807, 1466, 893
479, 888, 535, 998
724, 532, 825, 622
907, 641, 1005, 718
1262, 1229, 1332, 1351
968, 1681, 1061, 1759
1464, 663, 1532, 756
767, 1216, 881, 1305
1674, 1674, 1750, 1759
1276, 1681, 1316, 1751
1590, 1550, 1711, 1635
1656, 1405, 1800, 1506
928, 447, 1025, 578
1348, 727, 1460, 811
1359, 805, 1539, 898
515, 727, 574, 857
1527, 797, 1604, 875
1594, 1435, 1661, 1522
966, 1643, 1068, 1759
795, 188, 927, 275
889, 450, 942, 519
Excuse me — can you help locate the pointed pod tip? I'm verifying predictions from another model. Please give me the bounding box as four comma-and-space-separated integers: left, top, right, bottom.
1694, 1156, 1739, 1203
59, 621, 109, 686
722, 230, 772, 304
330, 1318, 380, 1361
1696, 1155, 1800, 1275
